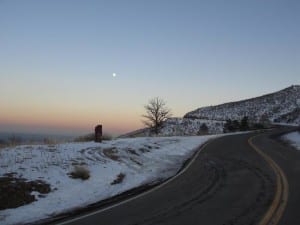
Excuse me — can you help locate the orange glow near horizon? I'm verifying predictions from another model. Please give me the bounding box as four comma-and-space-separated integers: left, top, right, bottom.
0, 86, 148, 135
0, 105, 144, 135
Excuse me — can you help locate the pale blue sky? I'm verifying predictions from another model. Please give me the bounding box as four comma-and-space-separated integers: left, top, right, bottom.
0, 0, 299, 135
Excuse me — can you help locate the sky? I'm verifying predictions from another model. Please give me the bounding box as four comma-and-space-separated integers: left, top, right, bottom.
0, 0, 299, 136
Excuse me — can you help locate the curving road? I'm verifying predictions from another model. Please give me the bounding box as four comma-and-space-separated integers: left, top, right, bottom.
52, 129, 300, 225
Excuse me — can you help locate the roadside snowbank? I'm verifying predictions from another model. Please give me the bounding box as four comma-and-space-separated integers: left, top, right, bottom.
282, 131, 300, 150
0, 135, 219, 225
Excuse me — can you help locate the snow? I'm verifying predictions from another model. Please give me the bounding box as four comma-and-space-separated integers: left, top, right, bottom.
184, 85, 300, 125
122, 118, 225, 137
0, 135, 220, 225
160, 117, 225, 136
282, 131, 300, 150
122, 86, 300, 138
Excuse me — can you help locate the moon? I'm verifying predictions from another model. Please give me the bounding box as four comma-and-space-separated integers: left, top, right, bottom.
112, 73, 117, 77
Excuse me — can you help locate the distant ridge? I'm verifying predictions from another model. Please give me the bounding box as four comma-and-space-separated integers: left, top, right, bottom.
0, 132, 73, 145
184, 85, 300, 125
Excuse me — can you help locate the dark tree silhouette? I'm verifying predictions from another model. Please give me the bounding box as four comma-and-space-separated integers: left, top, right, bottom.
142, 97, 172, 134
198, 123, 209, 134
223, 119, 240, 133
240, 116, 249, 131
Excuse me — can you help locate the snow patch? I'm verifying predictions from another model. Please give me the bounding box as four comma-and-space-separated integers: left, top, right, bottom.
282, 131, 300, 150
0, 135, 219, 225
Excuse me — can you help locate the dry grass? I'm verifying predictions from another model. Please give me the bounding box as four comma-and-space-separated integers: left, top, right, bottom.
74, 133, 113, 142
0, 176, 51, 210
69, 166, 90, 180
43, 138, 58, 145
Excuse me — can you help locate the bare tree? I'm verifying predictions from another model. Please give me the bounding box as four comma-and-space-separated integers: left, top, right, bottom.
142, 97, 172, 134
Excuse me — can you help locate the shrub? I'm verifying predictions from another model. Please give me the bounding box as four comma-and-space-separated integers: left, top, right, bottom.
0, 139, 8, 149
74, 133, 113, 142
102, 133, 113, 141
7, 135, 22, 146
74, 133, 94, 142
43, 138, 57, 145
198, 123, 209, 135
251, 123, 265, 130
223, 117, 251, 133
240, 116, 249, 131
224, 119, 240, 132
69, 166, 90, 180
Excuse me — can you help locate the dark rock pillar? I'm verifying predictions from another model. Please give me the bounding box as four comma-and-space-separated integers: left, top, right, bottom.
95, 125, 102, 142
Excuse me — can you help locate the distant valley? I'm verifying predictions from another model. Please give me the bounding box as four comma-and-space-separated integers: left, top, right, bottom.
0, 132, 74, 145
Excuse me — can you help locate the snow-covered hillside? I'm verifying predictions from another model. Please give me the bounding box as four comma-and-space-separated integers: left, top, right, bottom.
185, 85, 300, 125
0, 136, 217, 225
160, 118, 225, 135
122, 118, 225, 137
121, 86, 299, 138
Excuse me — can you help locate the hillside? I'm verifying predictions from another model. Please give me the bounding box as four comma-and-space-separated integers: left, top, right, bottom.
184, 85, 300, 125
123, 85, 300, 137
159, 118, 225, 135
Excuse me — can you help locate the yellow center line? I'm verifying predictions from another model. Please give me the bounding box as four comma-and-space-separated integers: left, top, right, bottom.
248, 136, 289, 225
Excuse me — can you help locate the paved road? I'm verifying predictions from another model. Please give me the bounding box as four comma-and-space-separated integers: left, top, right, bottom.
53, 129, 300, 225
252, 130, 300, 224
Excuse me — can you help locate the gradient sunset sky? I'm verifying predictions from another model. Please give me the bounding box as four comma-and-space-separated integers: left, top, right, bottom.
0, 0, 299, 136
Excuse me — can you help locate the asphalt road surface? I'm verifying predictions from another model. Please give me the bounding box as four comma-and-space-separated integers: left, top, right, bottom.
53, 129, 300, 225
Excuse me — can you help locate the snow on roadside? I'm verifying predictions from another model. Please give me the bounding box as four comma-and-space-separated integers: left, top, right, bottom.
282, 131, 300, 150
0, 135, 219, 225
